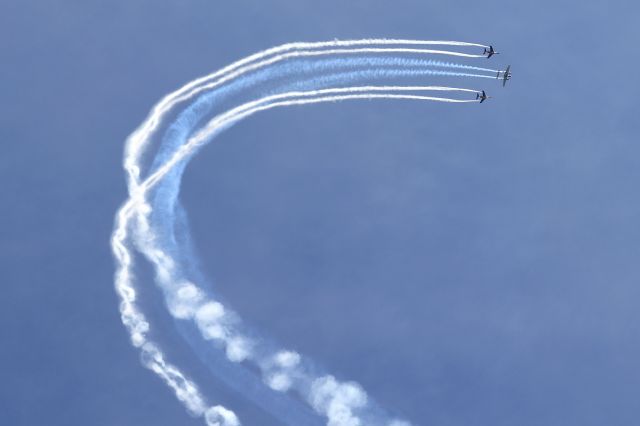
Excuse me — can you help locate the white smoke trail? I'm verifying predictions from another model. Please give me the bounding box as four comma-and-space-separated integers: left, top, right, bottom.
114, 86, 475, 426
125, 47, 477, 183
138, 86, 478, 193
113, 40, 494, 426
125, 40, 488, 185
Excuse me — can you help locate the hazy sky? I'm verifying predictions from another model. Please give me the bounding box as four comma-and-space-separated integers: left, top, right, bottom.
2, 1, 640, 425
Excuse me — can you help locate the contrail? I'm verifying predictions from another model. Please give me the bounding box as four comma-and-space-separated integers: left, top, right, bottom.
112, 40, 496, 426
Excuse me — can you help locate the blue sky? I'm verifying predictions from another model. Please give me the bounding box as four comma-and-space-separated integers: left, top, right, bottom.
2, 1, 640, 425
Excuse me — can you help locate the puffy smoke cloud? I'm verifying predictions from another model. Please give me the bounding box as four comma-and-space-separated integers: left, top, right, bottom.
205, 406, 241, 426
168, 282, 204, 319
266, 372, 293, 392
226, 336, 252, 362
274, 350, 300, 368
265, 350, 301, 392
310, 376, 368, 426
195, 301, 228, 340
193, 300, 253, 362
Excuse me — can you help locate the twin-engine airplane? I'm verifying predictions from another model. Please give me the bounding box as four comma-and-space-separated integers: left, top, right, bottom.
497, 65, 512, 86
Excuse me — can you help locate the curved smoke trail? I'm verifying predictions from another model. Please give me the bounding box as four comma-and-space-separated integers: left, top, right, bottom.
112, 40, 491, 426
124, 39, 492, 181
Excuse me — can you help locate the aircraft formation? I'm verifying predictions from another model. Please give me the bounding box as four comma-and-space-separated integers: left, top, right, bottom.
477, 45, 511, 103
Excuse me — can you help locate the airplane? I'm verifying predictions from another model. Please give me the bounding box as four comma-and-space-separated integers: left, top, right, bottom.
496, 65, 512, 86
476, 90, 491, 103
483, 45, 499, 58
